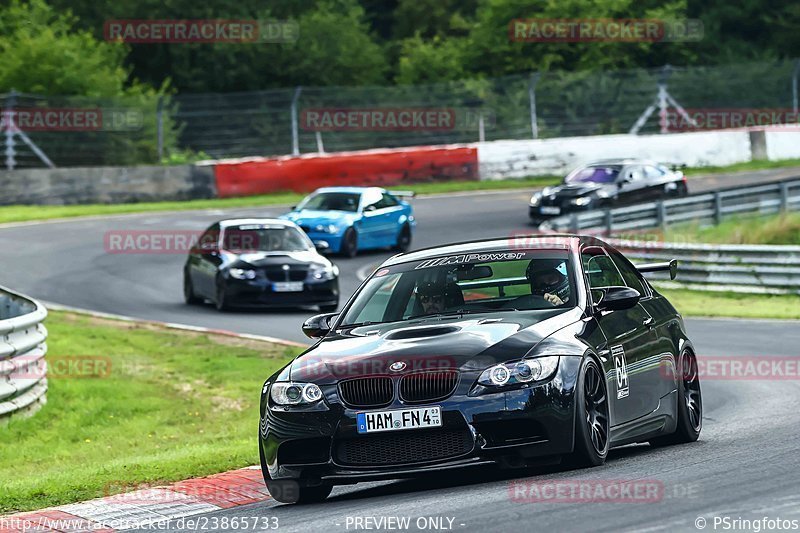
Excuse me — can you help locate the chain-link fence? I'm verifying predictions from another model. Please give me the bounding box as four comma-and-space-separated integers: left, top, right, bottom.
2, 60, 800, 169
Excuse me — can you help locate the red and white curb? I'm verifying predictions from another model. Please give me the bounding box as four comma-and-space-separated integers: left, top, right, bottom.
0, 467, 269, 532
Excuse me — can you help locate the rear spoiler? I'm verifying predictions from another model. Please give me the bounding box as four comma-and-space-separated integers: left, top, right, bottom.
636, 259, 678, 280
389, 190, 416, 199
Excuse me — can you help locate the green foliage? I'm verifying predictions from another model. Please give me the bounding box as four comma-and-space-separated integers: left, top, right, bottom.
0, 0, 134, 97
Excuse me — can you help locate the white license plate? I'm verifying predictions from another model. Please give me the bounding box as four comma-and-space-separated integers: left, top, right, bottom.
272, 281, 304, 292
540, 206, 561, 215
356, 406, 442, 434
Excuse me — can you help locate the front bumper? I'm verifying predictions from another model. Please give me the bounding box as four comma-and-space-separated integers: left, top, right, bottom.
223, 278, 338, 308
259, 356, 581, 484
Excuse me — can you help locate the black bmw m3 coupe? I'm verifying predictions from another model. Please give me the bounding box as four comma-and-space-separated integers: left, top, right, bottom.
259, 235, 701, 503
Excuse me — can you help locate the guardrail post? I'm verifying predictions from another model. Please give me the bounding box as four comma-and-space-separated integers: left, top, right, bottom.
604, 209, 613, 236
290, 86, 302, 156
570, 213, 579, 233
656, 200, 667, 229
713, 192, 723, 225
156, 95, 164, 162
780, 182, 790, 212
528, 72, 540, 139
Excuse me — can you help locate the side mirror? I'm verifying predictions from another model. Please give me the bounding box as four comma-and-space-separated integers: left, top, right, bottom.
364, 205, 377, 212
313, 240, 330, 252
595, 286, 641, 312
302, 312, 337, 339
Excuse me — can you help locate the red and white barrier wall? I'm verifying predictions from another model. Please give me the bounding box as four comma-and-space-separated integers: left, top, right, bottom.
205, 129, 800, 198
209, 145, 478, 197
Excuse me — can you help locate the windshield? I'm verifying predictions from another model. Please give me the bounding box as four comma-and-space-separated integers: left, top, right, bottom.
340, 250, 575, 326
222, 225, 311, 252
298, 192, 360, 212
565, 165, 622, 184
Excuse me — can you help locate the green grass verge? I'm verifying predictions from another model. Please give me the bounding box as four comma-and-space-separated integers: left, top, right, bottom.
0, 176, 558, 226
664, 212, 800, 245
658, 288, 800, 320
0, 311, 300, 513
683, 158, 800, 176
2, 157, 800, 226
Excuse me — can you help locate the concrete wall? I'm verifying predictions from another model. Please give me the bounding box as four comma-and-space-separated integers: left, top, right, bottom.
0, 164, 216, 205
476, 131, 755, 180
764, 130, 800, 161
1, 129, 800, 204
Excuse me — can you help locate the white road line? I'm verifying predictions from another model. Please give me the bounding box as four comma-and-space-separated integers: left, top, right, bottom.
43, 301, 308, 347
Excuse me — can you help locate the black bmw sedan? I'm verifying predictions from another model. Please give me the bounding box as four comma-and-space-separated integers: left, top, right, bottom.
183, 218, 339, 311
529, 159, 688, 220
259, 235, 701, 503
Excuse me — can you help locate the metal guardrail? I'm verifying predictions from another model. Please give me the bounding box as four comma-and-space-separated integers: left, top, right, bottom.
0, 286, 48, 423
540, 178, 800, 234
537, 178, 800, 293
614, 239, 800, 294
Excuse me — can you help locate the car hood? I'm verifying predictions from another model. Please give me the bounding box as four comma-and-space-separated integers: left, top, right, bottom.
287, 308, 584, 383
544, 182, 610, 198
281, 210, 358, 227
224, 250, 326, 268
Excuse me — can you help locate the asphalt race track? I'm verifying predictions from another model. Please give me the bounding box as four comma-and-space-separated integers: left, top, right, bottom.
2, 170, 800, 532
1, 168, 798, 345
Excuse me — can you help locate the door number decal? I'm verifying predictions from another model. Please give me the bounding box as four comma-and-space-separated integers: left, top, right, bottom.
612, 345, 629, 399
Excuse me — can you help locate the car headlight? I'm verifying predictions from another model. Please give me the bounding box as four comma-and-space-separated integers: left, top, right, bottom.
478, 357, 560, 388
270, 382, 324, 405
309, 263, 338, 281
529, 193, 542, 206
229, 268, 256, 280
570, 197, 592, 206
314, 224, 339, 234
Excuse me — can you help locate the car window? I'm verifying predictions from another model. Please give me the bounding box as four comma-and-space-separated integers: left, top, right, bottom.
565, 165, 621, 184
298, 192, 360, 212
361, 189, 382, 210
223, 225, 311, 252
623, 166, 645, 182
609, 250, 648, 296
643, 165, 665, 179
376, 193, 399, 209
340, 251, 575, 325
582, 248, 625, 295
197, 223, 220, 251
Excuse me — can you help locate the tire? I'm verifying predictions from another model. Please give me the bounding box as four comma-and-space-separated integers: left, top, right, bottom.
341, 228, 358, 258
214, 281, 230, 312
394, 224, 412, 252
650, 350, 702, 446
320, 303, 338, 313
569, 357, 610, 467
265, 480, 333, 504
183, 273, 202, 305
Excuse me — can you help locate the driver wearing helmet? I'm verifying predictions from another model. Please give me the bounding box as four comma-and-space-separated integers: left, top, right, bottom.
416, 280, 447, 315
527, 259, 571, 306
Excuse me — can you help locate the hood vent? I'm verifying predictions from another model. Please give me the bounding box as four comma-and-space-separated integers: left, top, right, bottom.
385, 326, 460, 340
